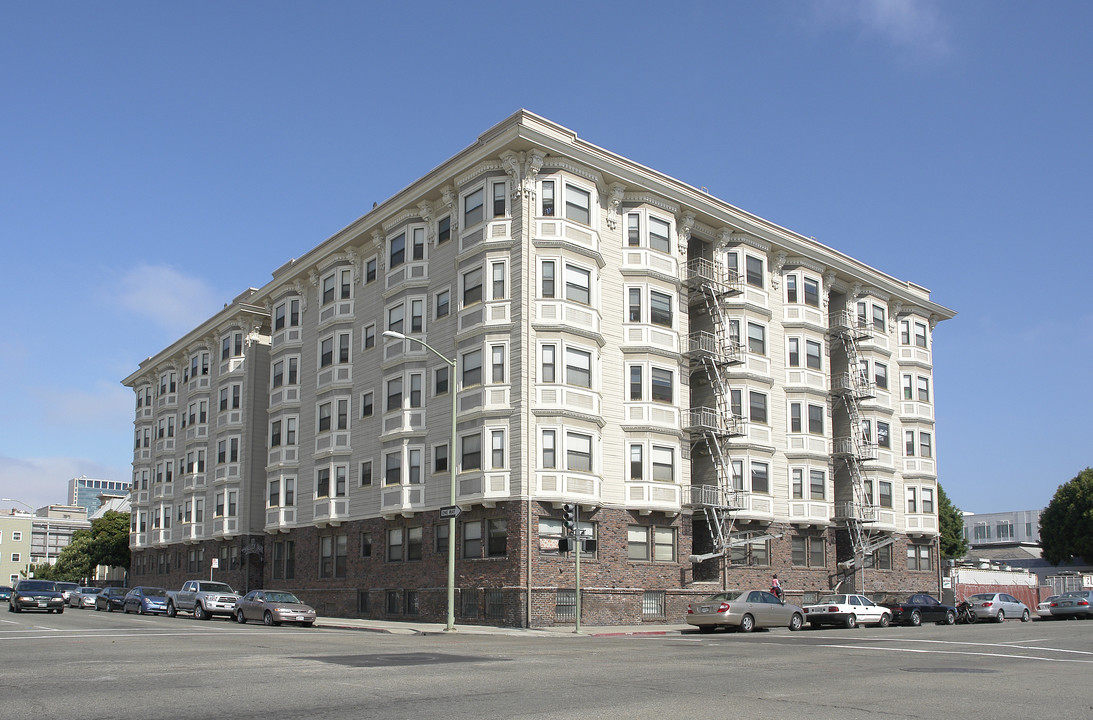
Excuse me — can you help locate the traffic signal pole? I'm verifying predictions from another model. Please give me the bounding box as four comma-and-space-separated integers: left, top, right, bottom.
574, 505, 581, 634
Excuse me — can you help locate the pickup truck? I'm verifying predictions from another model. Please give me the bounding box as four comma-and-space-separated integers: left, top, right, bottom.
166, 580, 240, 620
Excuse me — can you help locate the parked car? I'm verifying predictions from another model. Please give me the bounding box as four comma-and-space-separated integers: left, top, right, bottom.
0, 586, 12, 603
166, 580, 240, 620
8, 580, 65, 613
234, 590, 316, 627
123, 587, 169, 615
1037, 595, 1061, 619
967, 592, 1030, 623
686, 589, 805, 633
877, 593, 956, 626
95, 586, 130, 612
802, 593, 892, 628
1048, 591, 1093, 620
54, 581, 79, 604
68, 586, 103, 608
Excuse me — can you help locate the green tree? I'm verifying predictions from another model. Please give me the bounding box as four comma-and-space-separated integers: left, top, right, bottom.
48, 530, 96, 582
1040, 468, 1093, 566
88, 511, 131, 570
937, 484, 968, 560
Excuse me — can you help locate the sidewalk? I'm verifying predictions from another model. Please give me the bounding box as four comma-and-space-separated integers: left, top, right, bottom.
314, 615, 691, 638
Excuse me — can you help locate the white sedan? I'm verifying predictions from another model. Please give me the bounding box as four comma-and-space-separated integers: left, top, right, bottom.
803, 593, 891, 628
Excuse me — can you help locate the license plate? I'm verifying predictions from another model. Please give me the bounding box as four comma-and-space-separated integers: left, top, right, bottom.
38, 601, 47, 607
699, 606, 712, 614
296, 616, 306, 621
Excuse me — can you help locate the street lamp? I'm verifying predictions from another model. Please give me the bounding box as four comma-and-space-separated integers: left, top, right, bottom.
383, 330, 458, 632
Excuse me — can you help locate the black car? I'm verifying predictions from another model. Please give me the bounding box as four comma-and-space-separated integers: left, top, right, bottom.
95, 586, 130, 612
8, 580, 65, 613
878, 593, 956, 626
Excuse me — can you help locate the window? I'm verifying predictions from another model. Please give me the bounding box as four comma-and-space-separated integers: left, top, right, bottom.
922, 487, 934, 514
907, 487, 918, 513
917, 376, 930, 402
363, 324, 376, 350
792, 535, 825, 567
359, 460, 372, 487
751, 462, 769, 493
491, 345, 506, 384
651, 446, 674, 482
462, 349, 482, 387
487, 519, 507, 557
365, 257, 377, 283
492, 182, 507, 217
745, 255, 764, 288
407, 526, 423, 561
434, 366, 449, 395
462, 520, 482, 558
320, 534, 347, 578
565, 347, 592, 388
915, 321, 928, 348
410, 299, 423, 333
905, 430, 916, 456
542, 429, 561, 469
491, 430, 505, 469
630, 444, 643, 480
412, 226, 425, 260
907, 544, 932, 571
385, 452, 401, 486
387, 305, 404, 335
747, 323, 765, 355
807, 404, 824, 434
317, 402, 332, 433
903, 374, 913, 400
461, 433, 481, 471
541, 261, 555, 298
361, 391, 374, 418
871, 544, 892, 570
464, 187, 484, 228
872, 304, 886, 331
790, 403, 802, 433
564, 184, 591, 225
804, 277, 820, 307
788, 338, 800, 367
462, 267, 483, 306
879, 481, 893, 508
436, 289, 450, 319
434, 444, 448, 473
786, 275, 797, 303
650, 367, 673, 403
360, 532, 372, 557
875, 362, 888, 390
437, 216, 451, 245
650, 291, 672, 327
386, 528, 404, 562
541, 181, 555, 216
316, 467, 330, 498
629, 365, 643, 401
566, 432, 592, 472
386, 377, 403, 412
919, 432, 932, 458
491, 261, 506, 300
749, 391, 768, 424
877, 421, 890, 449
648, 216, 670, 253
627, 525, 676, 562
628, 288, 642, 322
434, 524, 448, 553
565, 265, 591, 305
390, 232, 406, 268
541, 345, 556, 383
805, 340, 822, 370
731, 538, 770, 566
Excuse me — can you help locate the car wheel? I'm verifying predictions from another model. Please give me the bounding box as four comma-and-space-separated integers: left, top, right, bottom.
943, 610, 955, 625
6, 603, 12, 613
878, 613, 891, 628
789, 613, 803, 631
1021, 609, 1030, 622
57, 607, 63, 614
166, 602, 176, 618
909, 610, 921, 627
95, 604, 101, 611
236, 610, 247, 624
844, 614, 857, 629
739, 614, 755, 633
194, 603, 209, 621
264, 610, 280, 627
996, 610, 1005, 623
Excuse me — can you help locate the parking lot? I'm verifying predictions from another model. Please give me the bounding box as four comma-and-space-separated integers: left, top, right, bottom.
3, 605, 1091, 719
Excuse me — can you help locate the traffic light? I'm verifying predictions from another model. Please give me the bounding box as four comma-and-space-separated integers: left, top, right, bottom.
562, 503, 577, 535
557, 537, 571, 554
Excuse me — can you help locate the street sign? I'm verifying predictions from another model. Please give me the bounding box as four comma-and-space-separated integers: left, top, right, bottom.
439, 505, 462, 519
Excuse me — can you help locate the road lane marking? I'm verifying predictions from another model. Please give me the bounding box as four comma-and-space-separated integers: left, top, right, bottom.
814, 643, 1093, 664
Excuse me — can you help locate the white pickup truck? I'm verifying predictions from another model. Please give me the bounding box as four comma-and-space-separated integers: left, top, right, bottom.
166, 580, 240, 620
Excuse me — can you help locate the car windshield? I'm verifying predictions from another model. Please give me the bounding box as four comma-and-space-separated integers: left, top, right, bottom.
816, 595, 843, 604
701, 591, 742, 602
84, 588, 103, 594
200, 582, 235, 593
18, 581, 55, 591
143, 588, 168, 597
108, 588, 130, 596
265, 592, 302, 603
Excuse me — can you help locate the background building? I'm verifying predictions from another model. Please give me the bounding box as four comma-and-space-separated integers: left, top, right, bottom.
963, 509, 1042, 547
0, 512, 34, 586
68, 475, 131, 515
123, 111, 954, 626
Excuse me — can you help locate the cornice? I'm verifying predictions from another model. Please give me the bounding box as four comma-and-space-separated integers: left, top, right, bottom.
530, 408, 607, 428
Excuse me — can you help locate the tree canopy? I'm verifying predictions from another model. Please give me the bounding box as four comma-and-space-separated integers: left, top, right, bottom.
938, 484, 968, 560
28, 511, 131, 583
1040, 468, 1093, 566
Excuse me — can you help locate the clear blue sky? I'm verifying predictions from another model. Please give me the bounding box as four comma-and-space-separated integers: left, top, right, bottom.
2, 1, 1090, 514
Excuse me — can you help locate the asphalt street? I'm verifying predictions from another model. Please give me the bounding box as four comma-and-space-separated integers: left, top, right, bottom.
4, 608, 1091, 719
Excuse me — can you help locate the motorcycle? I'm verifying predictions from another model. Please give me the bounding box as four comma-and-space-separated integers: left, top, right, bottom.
956, 600, 977, 624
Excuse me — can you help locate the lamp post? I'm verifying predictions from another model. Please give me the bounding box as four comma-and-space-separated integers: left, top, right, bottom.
383, 330, 458, 632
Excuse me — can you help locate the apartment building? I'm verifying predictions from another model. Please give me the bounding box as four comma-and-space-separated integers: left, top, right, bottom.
123, 111, 954, 626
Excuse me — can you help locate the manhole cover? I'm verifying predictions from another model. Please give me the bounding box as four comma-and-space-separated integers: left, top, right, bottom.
901, 667, 997, 674
302, 653, 504, 668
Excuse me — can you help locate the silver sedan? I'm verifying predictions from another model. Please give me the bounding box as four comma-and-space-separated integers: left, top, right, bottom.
686, 589, 805, 633
234, 590, 316, 627
968, 592, 1030, 623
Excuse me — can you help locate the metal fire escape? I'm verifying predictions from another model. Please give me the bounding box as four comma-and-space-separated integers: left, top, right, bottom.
830, 309, 893, 575
683, 258, 748, 563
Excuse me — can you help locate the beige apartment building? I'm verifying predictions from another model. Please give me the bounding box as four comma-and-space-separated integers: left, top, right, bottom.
123, 111, 954, 626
